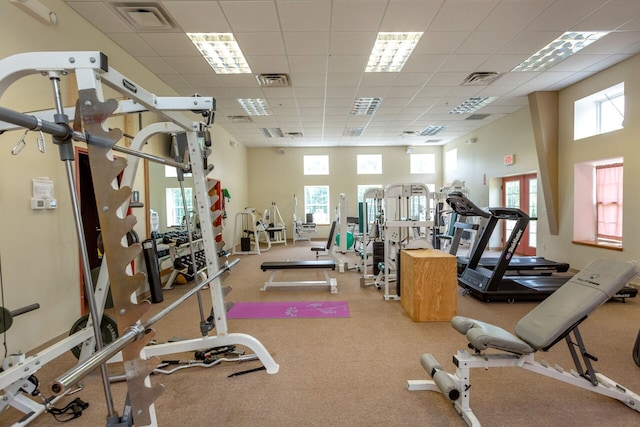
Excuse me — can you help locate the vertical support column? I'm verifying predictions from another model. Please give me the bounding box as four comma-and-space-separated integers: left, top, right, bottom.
185, 131, 229, 335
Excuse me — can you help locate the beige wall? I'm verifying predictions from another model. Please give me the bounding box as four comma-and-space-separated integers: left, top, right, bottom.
247, 145, 443, 241
0, 1, 248, 358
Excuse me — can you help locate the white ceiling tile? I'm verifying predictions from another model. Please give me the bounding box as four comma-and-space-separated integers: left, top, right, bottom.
440, 55, 490, 72
574, 0, 640, 31
220, 1, 281, 32
477, 0, 553, 32
582, 31, 640, 54
277, 0, 331, 31
290, 73, 327, 87
360, 73, 399, 87
156, 73, 191, 88
330, 32, 377, 55
107, 34, 156, 57
383, 86, 421, 98
429, 0, 501, 32
218, 75, 261, 89
524, 1, 605, 31
163, 1, 231, 33
479, 54, 530, 73
497, 31, 563, 55
402, 55, 450, 73
139, 33, 198, 56
327, 72, 363, 87
263, 87, 296, 99
246, 56, 290, 74
457, 32, 518, 55
288, 56, 328, 73
426, 72, 469, 86
394, 73, 432, 87
283, 32, 330, 55
412, 32, 470, 55
327, 55, 369, 72
331, 1, 388, 32
379, 0, 443, 32
294, 87, 326, 98
181, 73, 224, 88
135, 56, 177, 74
163, 56, 213, 74
235, 32, 285, 56
65, 1, 132, 33
551, 54, 611, 72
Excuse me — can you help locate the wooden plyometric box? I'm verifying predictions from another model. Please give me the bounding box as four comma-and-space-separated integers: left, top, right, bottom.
400, 249, 457, 322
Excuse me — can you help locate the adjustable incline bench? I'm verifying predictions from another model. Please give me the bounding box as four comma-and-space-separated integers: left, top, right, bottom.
407, 258, 640, 426
260, 260, 338, 294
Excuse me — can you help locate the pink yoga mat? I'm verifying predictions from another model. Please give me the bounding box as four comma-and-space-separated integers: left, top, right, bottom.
227, 301, 350, 319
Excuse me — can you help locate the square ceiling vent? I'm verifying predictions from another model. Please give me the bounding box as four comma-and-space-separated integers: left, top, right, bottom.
256, 74, 291, 87
111, 2, 176, 31
462, 72, 500, 86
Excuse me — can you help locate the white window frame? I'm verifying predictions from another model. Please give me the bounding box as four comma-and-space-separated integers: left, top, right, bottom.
304, 185, 330, 225
303, 155, 329, 175
410, 153, 436, 174
357, 154, 382, 174
574, 82, 624, 140
165, 187, 193, 228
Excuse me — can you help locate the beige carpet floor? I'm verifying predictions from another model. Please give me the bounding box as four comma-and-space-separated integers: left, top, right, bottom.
2, 241, 640, 427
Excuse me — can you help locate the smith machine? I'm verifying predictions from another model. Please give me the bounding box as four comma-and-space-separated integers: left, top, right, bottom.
0, 51, 278, 426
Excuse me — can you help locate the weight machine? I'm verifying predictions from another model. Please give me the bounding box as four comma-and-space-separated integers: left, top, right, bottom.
292, 193, 316, 243
359, 187, 385, 286
378, 183, 433, 300
0, 51, 278, 426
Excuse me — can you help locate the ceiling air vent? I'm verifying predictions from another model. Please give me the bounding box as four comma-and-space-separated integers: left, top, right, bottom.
256, 74, 291, 87
462, 72, 500, 86
466, 114, 491, 120
111, 2, 176, 31
227, 116, 252, 123
401, 130, 417, 136
285, 132, 303, 138
424, 139, 442, 144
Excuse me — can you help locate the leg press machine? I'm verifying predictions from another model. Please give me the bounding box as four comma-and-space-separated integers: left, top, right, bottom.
408, 258, 640, 426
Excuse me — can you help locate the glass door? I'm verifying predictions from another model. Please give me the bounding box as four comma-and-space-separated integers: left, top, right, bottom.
502, 174, 537, 256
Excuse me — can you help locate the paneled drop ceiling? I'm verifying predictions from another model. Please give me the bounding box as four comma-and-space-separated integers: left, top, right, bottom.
63, 0, 640, 147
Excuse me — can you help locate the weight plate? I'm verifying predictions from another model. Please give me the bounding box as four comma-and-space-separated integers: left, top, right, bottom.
69, 314, 119, 359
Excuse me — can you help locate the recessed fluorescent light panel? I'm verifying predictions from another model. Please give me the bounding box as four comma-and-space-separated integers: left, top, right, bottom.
187, 33, 251, 74
366, 32, 423, 72
450, 97, 498, 114
260, 128, 284, 138
344, 127, 364, 137
350, 97, 382, 115
512, 31, 609, 72
238, 99, 271, 116
419, 126, 447, 136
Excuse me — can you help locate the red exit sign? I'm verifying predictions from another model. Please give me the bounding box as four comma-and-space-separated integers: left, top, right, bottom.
504, 154, 515, 166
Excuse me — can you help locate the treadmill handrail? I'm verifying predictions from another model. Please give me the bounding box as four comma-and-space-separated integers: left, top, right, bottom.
488, 207, 529, 219
446, 191, 491, 218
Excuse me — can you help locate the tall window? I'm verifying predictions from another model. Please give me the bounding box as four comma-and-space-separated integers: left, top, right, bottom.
596, 163, 623, 240
445, 149, 457, 173
304, 186, 330, 225
304, 155, 329, 175
573, 158, 623, 248
574, 82, 624, 140
357, 154, 382, 174
165, 188, 193, 228
410, 153, 435, 174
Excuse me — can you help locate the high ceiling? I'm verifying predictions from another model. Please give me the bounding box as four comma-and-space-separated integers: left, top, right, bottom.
64, 0, 640, 148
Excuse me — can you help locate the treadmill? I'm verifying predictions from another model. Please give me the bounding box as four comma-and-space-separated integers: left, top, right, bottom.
455, 198, 637, 302
446, 192, 569, 275
458, 204, 571, 302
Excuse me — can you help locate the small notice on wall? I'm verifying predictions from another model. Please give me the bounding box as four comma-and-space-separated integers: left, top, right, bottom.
504, 154, 515, 166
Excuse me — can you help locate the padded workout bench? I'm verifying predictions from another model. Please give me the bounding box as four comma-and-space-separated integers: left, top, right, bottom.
407, 258, 640, 426
260, 260, 338, 294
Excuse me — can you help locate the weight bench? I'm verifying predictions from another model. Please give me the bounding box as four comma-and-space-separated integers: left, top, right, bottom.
407, 258, 640, 426
260, 260, 338, 294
